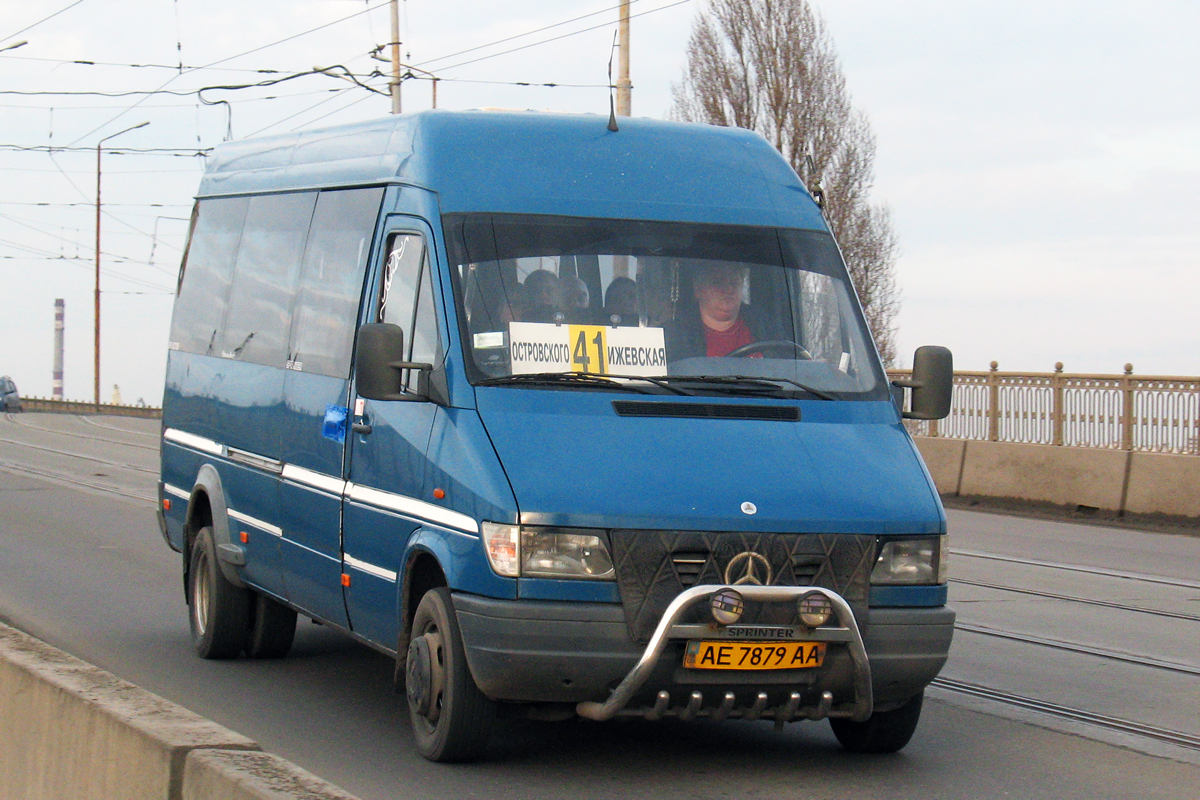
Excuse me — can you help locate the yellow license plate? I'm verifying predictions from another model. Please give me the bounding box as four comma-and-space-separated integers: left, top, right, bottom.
684, 640, 826, 671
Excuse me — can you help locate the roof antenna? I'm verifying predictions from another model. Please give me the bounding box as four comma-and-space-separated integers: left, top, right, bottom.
805, 150, 825, 210
606, 30, 619, 132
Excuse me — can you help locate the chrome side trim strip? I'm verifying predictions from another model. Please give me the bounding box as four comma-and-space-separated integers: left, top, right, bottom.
227, 446, 283, 474
345, 482, 479, 535
344, 553, 398, 582
163, 483, 190, 500
162, 428, 223, 456
227, 508, 283, 537
162, 433, 477, 535
281, 464, 347, 496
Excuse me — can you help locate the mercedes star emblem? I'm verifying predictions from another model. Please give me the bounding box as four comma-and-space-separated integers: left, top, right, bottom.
724, 551, 772, 586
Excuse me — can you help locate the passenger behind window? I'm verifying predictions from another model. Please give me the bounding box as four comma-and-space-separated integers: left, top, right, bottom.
664, 262, 762, 360
560, 274, 593, 324
522, 269, 563, 323
603, 276, 639, 327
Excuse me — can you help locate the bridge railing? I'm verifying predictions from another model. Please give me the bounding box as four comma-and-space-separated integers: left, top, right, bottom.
888, 363, 1200, 455
16, 396, 161, 419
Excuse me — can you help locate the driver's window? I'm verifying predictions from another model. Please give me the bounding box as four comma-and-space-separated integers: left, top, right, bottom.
378, 233, 439, 391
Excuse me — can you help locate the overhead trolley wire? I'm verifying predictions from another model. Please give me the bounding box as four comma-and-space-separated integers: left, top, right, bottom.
425, 0, 691, 74
1, 0, 86, 44
66, 0, 390, 147
412, 0, 645, 68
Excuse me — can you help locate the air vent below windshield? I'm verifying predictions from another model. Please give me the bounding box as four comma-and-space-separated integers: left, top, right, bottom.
612, 401, 799, 421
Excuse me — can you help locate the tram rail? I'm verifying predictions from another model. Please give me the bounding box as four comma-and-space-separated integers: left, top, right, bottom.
932, 677, 1200, 752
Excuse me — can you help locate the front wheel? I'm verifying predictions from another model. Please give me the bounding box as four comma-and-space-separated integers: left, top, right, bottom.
187, 526, 250, 659
829, 691, 923, 753
406, 587, 495, 762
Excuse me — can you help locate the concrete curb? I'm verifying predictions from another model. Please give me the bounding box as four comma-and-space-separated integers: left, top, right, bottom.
914, 437, 1200, 519
0, 622, 359, 800
184, 752, 361, 800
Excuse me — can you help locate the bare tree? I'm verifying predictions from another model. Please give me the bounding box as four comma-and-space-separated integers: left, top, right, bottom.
671, 0, 900, 364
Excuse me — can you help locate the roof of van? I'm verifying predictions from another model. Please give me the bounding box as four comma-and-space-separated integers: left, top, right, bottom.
197, 110, 826, 230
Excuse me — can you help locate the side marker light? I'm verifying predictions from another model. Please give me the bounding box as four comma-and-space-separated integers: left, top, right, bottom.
341, 573, 351, 587
433, 488, 446, 500
162, 499, 171, 511
240, 531, 249, 544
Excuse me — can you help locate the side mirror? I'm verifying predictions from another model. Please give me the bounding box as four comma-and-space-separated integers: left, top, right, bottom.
893, 345, 953, 420
355, 323, 435, 401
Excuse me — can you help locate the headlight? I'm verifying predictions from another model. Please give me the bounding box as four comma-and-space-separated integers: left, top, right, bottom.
481, 523, 615, 580
870, 536, 948, 585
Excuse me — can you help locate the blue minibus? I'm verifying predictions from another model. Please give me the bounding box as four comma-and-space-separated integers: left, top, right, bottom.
158, 109, 955, 762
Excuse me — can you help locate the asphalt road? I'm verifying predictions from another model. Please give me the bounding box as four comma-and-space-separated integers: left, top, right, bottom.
1, 412, 1198, 800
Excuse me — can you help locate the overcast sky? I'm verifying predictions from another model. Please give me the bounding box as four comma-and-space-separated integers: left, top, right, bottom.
2, 0, 1197, 403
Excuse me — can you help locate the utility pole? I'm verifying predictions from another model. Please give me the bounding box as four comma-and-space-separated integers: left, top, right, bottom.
389, 0, 402, 114
94, 121, 149, 406
53, 299, 64, 401
616, 0, 631, 116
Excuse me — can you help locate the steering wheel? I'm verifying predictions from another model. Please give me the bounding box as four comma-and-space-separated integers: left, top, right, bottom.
726, 340, 813, 359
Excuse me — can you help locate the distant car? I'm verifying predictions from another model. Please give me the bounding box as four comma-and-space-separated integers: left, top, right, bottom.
1, 376, 20, 412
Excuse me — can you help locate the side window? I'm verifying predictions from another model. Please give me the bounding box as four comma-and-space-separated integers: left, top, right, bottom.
288, 188, 384, 377
379, 234, 423, 328
169, 196, 248, 355
220, 192, 317, 367
377, 233, 440, 392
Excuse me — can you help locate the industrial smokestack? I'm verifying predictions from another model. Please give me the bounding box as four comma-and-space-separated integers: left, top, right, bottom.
53, 299, 64, 400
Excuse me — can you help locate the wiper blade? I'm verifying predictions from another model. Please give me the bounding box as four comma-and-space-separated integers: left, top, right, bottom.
647, 374, 836, 401
750, 376, 836, 401
643, 374, 785, 396
605, 373, 694, 396
476, 372, 649, 393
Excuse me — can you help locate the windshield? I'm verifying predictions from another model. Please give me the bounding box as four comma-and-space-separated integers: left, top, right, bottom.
443, 213, 885, 398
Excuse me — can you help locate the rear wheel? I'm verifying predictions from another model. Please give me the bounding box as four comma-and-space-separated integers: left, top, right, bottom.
406, 587, 494, 762
188, 526, 250, 659
244, 593, 297, 659
830, 691, 924, 753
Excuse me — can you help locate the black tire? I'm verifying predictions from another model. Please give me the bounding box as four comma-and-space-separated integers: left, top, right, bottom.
830, 691, 924, 753
406, 587, 494, 762
187, 526, 250, 659
244, 593, 297, 659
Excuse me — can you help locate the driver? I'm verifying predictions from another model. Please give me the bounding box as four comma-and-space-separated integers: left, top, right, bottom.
692, 263, 760, 358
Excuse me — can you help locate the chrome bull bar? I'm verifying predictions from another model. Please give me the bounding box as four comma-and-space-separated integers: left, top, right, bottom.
576, 585, 873, 723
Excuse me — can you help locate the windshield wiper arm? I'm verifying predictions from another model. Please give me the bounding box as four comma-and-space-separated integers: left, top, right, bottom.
476, 372, 650, 393
643, 375, 785, 396
647, 374, 836, 401
749, 376, 836, 401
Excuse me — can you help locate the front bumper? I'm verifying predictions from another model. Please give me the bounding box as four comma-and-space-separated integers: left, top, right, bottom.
454, 586, 954, 721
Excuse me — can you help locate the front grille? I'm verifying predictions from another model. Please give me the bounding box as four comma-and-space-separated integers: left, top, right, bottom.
610, 530, 875, 643
791, 553, 826, 582
671, 553, 709, 587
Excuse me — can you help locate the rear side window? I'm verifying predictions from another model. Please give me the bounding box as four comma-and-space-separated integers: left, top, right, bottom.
287, 188, 384, 377
220, 192, 317, 366
169, 196, 248, 355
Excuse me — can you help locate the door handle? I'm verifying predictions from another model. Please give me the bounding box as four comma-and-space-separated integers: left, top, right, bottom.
352, 422, 373, 435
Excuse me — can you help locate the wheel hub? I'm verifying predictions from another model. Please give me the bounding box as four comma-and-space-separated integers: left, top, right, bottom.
406, 632, 444, 722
